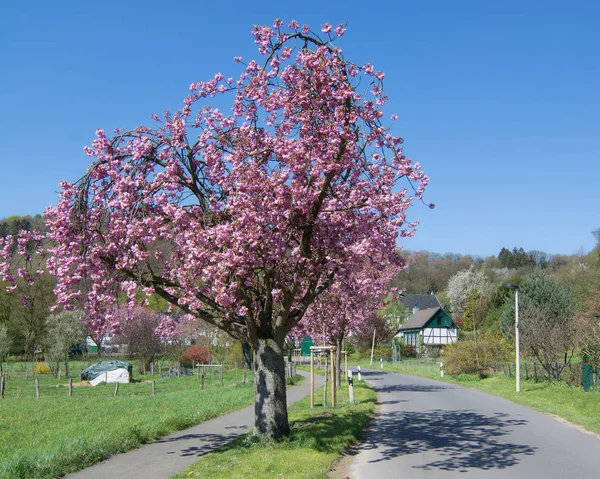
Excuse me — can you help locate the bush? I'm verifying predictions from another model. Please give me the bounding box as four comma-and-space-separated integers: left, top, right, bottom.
397, 343, 417, 358
181, 345, 212, 366
444, 335, 509, 377
34, 362, 51, 374
562, 364, 583, 387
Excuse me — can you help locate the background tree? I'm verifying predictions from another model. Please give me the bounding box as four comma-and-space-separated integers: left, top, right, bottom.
36, 21, 428, 439
0, 324, 9, 373
501, 271, 577, 380
447, 266, 491, 316
114, 307, 163, 373
7, 274, 55, 360
44, 310, 86, 377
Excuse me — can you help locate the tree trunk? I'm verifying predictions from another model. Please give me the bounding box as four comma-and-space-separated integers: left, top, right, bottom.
242, 341, 252, 370
335, 336, 343, 388
252, 338, 290, 439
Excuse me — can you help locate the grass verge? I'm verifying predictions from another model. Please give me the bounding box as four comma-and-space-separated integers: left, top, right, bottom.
172, 380, 376, 479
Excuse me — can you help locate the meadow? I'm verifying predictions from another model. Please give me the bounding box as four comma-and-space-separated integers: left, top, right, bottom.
0, 360, 254, 479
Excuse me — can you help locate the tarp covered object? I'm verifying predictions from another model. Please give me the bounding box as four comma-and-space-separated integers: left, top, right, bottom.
80, 360, 133, 382
89, 368, 131, 386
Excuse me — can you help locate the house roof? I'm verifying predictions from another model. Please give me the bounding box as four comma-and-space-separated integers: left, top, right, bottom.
398, 307, 442, 331
399, 294, 442, 311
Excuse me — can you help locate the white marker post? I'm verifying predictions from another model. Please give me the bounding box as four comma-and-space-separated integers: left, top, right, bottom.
348, 370, 354, 404
440, 362, 444, 378
380, 358, 384, 369
357, 365, 362, 381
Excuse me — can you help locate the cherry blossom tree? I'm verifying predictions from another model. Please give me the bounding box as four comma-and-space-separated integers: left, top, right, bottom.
293, 262, 396, 386
3, 20, 430, 439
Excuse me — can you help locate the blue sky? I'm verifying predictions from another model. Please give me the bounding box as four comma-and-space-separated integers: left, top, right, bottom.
1, 0, 598, 258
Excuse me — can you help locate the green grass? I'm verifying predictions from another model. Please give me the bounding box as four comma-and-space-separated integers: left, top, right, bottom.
384, 358, 600, 435
172, 380, 376, 479
0, 360, 254, 479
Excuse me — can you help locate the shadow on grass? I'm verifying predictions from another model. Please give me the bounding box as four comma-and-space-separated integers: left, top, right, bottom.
359, 409, 536, 471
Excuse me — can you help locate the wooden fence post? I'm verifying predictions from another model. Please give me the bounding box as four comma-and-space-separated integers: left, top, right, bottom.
68, 378, 73, 397
35, 378, 39, 398
152, 380, 155, 397
201, 372, 205, 390
323, 355, 329, 407
1, 376, 5, 398
114, 382, 119, 396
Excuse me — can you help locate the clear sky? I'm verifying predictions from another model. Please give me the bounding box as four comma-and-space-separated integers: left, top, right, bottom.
1, 0, 598, 258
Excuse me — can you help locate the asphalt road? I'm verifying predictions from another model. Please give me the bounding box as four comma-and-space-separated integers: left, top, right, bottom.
347, 369, 600, 478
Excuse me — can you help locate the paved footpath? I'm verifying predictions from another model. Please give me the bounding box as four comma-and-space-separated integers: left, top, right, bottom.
67, 371, 323, 479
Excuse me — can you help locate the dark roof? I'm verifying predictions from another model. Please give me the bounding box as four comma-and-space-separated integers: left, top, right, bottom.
398, 307, 441, 331
399, 294, 442, 311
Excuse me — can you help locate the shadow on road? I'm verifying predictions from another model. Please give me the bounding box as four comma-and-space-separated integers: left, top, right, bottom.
361, 409, 536, 471
152, 431, 242, 457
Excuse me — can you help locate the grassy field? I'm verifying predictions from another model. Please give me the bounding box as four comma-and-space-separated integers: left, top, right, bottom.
172, 379, 376, 479
381, 358, 600, 435
0, 360, 255, 479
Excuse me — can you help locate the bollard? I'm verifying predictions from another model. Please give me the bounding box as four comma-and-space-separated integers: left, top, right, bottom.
348, 372, 354, 404
380, 358, 384, 369
440, 362, 444, 378
357, 365, 362, 381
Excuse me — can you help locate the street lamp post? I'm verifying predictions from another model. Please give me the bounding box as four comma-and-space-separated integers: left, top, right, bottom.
506, 283, 520, 392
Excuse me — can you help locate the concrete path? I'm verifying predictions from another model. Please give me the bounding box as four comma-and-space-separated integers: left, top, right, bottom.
67, 371, 323, 479
346, 369, 600, 478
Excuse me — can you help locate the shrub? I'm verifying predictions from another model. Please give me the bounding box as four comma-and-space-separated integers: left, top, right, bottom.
34, 362, 51, 374
444, 335, 509, 377
181, 345, 212, 366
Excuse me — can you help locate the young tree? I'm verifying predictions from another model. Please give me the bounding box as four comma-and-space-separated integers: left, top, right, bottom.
293, 263, 394, 386
44, 310, 87, 377
113, 307, 164, 371
501, 271, 577, 380
0, 324, 9, 373
4, 21, 430, 439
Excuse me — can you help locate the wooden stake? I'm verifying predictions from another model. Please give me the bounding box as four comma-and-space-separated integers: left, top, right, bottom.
68, 378, 73, 397
242, 372, 246, 385
1, 376, 5, 398
152, 380, 155, 397
323, 355, 329, 407
220, 364, 224, 387
35, 378, 39, 398
310, 351, 314, 408
332, 349, 336, 407
114, 382, 119, 396
201, 372, 205, 390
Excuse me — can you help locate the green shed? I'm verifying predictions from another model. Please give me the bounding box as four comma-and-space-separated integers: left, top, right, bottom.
300, 336, 314, 356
